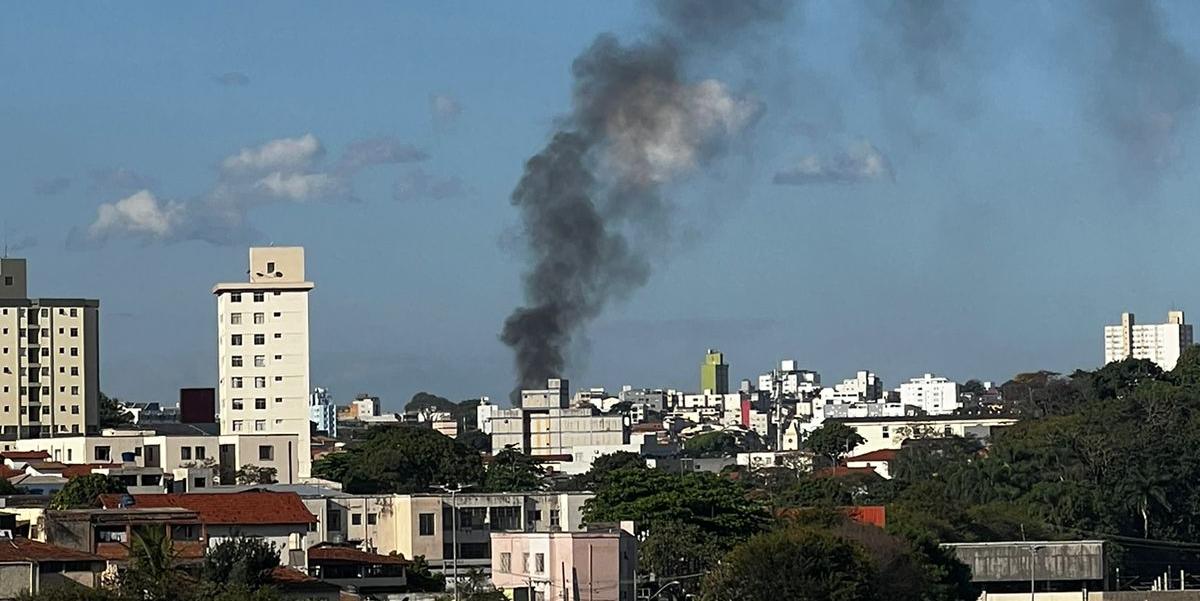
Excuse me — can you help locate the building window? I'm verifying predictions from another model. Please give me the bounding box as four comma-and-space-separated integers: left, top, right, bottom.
70, 366, 78, 376
95, 446, 111, 462
273, 333, 281, 339
253, 355, 265, 367
71, 405, 79, 415
266, 261, 275, 273
195, 446, 206, 460
2, 277, 9, 286
500, 552, 512, 573
549, 509, 560, 528
522, 553, 530, 574
274, 354, 282, 360
231, 377, 243, 389
367, 513, 377, 525
259, 445, 273, 460
273, 312, 281, 318
535, 552, 545, 574
253, 334, 265, 345
70, 308, 77, 317
881, 426, 889, 439
71, 386, 79, 395
253, 292, 264, 302
253, 313, 265, 325
230, 313, 242, 325
254, 377, 266, 388
418, 513, 435, 536
352, 513, 362, 526
181, 447, 192, 460
329, 510, 342, 530
231, 334, 242, 346
274, 376, 282, 382
230, 293, 241, 302
193, 477, 207, 489
254, 420, 265, 431
232, 420, 243, 432
255, 398, 266, 410
70, 327, 78, 337
275, 397, 283, 403
231, 355, 243, 367
232, 398, 244, 410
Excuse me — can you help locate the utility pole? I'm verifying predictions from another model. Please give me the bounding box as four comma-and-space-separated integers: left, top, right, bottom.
433, 483, 472, 601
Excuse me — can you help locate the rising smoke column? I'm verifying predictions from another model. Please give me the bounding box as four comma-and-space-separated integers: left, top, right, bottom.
501, 1, 790, 399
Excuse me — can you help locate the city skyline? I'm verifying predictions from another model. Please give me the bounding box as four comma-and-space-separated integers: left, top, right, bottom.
5, 2, 1200, 407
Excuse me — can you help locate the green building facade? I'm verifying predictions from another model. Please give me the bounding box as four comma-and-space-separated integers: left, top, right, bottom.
700, 349, 729, 394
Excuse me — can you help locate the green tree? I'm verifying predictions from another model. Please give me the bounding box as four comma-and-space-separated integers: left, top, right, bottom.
700, 528, 875, 601
311, 452, 353, 482
682, 431, 757, 458
50, 474, 126, 509
235, 465, 278, 485
202, 536, 281, 588
639, 521, 723, 600
483, 448, 546, 492
405, 555, 447, 592
335, 425, 485, 493
803, 422, 866, 466
457, 428, 492, 454
960, 379, 986, 395
98, 391, 133, 429
437, 568, 505, 601
120, 527, 186, 601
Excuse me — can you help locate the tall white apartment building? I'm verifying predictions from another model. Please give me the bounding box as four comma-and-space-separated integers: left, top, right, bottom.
1104, 311, 1192, 371
757, 359, 821, 399
214, 248, 314, 477
309, 387, 336, 438
0, 258, 99, 442
898, 373, 960, 415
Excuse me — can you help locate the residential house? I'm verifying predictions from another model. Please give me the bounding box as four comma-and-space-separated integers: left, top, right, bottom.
0, 536, 106, 600
490, 525, 637, 601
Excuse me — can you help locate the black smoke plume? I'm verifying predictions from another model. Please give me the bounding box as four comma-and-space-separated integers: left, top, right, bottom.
501, 1, 790, 401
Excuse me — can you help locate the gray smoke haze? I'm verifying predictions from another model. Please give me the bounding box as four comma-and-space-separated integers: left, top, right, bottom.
500, 0, 790, 401
1088, 0, 1200, 171
871, 0, 969, 95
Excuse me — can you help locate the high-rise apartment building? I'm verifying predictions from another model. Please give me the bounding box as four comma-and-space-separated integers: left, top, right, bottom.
700, 349, 729, 394
309, 387, 336, 438
214, 247, 314, 477
0, 258, 99, 441
898, 373, 961, 415
1104, 311, 1192, 371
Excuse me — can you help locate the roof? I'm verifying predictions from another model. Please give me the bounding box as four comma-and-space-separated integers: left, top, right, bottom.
0, 465, 23, 479
61, 464, 123, 478
812, 466, 881, 479
846, 449, 899, 463
834, 415, 1018, 424
0, 451, 50, 461
98, 491, 316, 525
109, 423, 219, 436
0, 537, 102, 563
270, 566, 341, 592
309, 544, 408, 565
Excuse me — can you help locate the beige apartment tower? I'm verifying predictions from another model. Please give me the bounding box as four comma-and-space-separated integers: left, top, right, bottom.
0, 258, 100, 442
214, 248, 314, 477
1104, 310, 1193, 371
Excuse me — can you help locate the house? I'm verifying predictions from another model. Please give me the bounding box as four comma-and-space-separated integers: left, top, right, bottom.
42, 506, 206, 566
490, 525, 637, 601
98, 491, 316, 569
844, 449, 898, 479
268, 566, 341, 601
307, 542, 408, 597
0, 535, 106, 600
833, 415, 1017, 455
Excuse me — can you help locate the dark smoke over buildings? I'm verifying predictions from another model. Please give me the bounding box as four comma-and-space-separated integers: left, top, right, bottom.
501, 1, 790, 401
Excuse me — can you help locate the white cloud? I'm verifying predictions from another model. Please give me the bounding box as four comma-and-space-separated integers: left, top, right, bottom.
221, 134, 323, 174
430, 93, 463, 122
773, 141, 894, 186
393, 168, 468, 202
77, 133, 449, 246
87, 190, 184, 240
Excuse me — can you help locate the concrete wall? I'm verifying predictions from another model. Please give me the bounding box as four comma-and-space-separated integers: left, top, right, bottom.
946, 542, 1104, 582
0, 563, 33, 599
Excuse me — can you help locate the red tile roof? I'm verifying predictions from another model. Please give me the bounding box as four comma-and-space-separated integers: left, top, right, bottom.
0, 451, 50, 461
846, 449, 898, 463
98, 492, 316, 525
309, 544, 408, 565
0, 538, 102, 563
270, 566, 319, 583
0, 465, 22, 479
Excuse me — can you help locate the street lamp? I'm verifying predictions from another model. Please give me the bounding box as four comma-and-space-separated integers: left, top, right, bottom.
649, 581, 680, 600
1030, 544, 1046, 601
433, 483, 472, 601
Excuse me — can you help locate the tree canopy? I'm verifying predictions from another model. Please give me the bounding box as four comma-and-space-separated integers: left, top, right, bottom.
50, 474, 126, 509
98, 391, 133, 429
804, 422, 866, 466
315, 425, 485, 493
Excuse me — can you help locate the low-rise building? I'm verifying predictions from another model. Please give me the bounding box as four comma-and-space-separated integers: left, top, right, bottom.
490, 525, 637, 601
307, 543, 408, 598
0, 536, 106, 600
97, 491, 316, 570
836, 415, 1018, 455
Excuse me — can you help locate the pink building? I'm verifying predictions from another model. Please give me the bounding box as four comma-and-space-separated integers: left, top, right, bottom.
490, 525, 637, 601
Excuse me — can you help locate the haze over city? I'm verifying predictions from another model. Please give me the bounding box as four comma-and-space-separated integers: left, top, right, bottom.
5, 1, 1200, 408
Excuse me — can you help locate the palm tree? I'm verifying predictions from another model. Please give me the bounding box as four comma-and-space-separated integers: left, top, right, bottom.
123, 526, 185, 601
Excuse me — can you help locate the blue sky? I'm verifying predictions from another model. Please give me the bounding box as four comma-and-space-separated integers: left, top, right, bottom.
4, 1, 1200, 409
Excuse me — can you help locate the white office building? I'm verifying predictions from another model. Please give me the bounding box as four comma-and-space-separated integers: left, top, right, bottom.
1104, 311, 1192, 371
214, 247, 314, 477
309, 387, 336, 438
757, 360, 821, 399
898, 373, 961, 415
